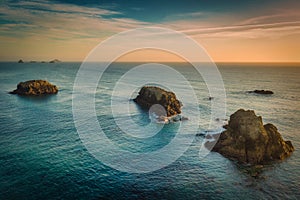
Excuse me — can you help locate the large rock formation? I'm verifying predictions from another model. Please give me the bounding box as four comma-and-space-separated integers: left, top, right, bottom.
10, 80, 58, 95
210, 109, 294, 164
134, 86, 182, 117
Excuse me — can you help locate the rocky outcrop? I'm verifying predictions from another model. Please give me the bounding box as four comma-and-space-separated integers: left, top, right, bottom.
248, 90, 274, 95
10, 80, 58, 95
134, 86, 182, 117
209, 109, 294, 164
18, 59, 24, 63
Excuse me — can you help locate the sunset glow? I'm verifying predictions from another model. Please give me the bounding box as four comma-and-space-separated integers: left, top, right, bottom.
0, 0, 299, 62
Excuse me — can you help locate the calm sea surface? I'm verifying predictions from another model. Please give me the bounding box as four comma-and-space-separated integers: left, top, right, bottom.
0, 62, 299, 199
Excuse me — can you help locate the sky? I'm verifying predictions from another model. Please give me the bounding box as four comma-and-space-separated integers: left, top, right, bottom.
0, 0, 299, 62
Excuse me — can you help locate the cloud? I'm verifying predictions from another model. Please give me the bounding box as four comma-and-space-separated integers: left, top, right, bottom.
163, 11, 209, 22
0, 0, 150, 41
179, 21, 300, 39
164, 9, 300, 39
7, 0, 121, 17
2, 0, 299, 42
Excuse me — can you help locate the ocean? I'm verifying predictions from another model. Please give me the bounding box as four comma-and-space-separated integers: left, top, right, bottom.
0, 62, 299, 199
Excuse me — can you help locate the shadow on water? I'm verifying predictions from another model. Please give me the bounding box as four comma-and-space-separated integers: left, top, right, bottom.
15, 94, 58, 103
129, 100, 151, 125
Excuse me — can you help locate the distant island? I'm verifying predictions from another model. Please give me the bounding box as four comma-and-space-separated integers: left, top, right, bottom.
17, 59, 62, 63
49, 59, 61, 63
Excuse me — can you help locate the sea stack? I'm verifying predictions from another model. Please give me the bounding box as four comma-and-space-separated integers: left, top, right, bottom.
134, 86, 182, 117
10, 80, 58, 95
210, 109, 294, 164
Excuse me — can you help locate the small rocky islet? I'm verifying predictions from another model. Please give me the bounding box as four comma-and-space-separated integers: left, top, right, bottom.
10, 80, 58, 95
134, 86, 187, 123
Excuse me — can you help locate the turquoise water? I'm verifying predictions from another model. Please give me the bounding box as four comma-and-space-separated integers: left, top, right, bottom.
0, 62, 299, 199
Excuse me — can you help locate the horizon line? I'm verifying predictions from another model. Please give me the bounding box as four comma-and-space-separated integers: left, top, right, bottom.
1, 60, 300, 64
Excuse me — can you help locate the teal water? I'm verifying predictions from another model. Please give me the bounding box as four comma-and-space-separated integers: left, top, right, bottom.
0, 62, 299, 199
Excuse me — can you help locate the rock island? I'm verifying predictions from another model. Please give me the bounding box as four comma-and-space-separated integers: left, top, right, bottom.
209, 109, 294, 165
134, 86, 185, 123
10, 80, 58, 95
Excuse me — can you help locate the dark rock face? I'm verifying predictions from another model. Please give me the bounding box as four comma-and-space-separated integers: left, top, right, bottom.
18, 59, 24, 63
210, 109, 294, 164
248, 90, 274, 95
134, 86, 181, 117
10, 80, 58, 95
